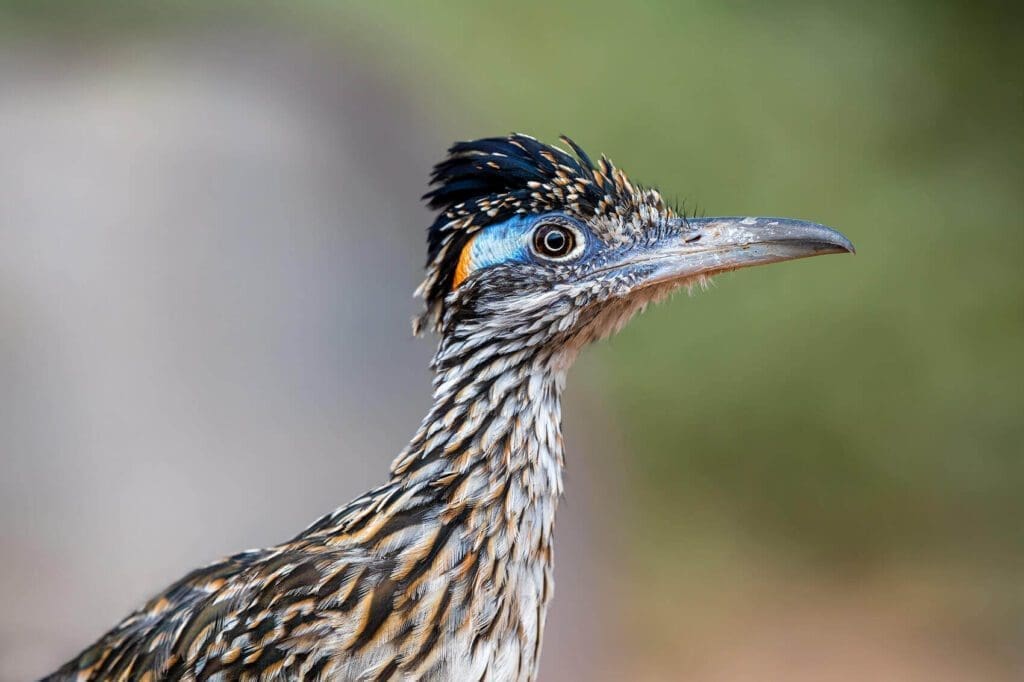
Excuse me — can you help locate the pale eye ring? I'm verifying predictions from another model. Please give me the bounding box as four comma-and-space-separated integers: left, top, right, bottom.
531, 221, 584, 260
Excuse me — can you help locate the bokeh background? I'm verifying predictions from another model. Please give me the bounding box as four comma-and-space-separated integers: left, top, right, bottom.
1, 1, 1022, 679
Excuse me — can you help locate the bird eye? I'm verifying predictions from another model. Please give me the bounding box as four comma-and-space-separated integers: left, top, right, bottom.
532, 222, 581, 260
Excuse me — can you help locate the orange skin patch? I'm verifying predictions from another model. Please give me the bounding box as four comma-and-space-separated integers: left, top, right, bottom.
452, 234, 478, 290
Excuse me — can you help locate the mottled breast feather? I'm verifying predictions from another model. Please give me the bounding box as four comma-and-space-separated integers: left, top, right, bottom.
45, 346, 566, 681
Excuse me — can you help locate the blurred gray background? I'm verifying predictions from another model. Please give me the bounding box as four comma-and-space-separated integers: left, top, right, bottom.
1, 2, 1022, 681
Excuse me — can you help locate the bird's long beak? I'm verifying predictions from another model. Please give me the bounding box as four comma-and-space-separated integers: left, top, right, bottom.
620, 217, 854, 289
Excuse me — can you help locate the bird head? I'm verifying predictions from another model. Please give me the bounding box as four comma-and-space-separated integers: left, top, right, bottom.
417, 134, 853, 368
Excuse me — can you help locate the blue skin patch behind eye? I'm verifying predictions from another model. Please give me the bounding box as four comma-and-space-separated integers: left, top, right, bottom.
465, 215, 539, 271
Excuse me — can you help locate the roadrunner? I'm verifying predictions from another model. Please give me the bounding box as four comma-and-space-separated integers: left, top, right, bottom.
47, 134, 853, 681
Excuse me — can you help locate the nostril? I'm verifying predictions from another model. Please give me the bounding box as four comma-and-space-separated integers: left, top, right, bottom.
684, 233, 702, 244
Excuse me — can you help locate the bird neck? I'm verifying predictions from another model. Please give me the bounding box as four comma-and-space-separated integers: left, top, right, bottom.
390, 344, 568, 540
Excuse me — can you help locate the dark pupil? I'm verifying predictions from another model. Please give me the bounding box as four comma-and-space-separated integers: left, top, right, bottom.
542, 228, 568, 254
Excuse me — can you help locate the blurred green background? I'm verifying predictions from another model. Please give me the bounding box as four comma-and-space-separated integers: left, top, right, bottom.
1, 1, 1021, 679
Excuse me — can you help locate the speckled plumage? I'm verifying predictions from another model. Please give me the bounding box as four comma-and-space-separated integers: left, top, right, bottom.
45, 134, 853, 681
